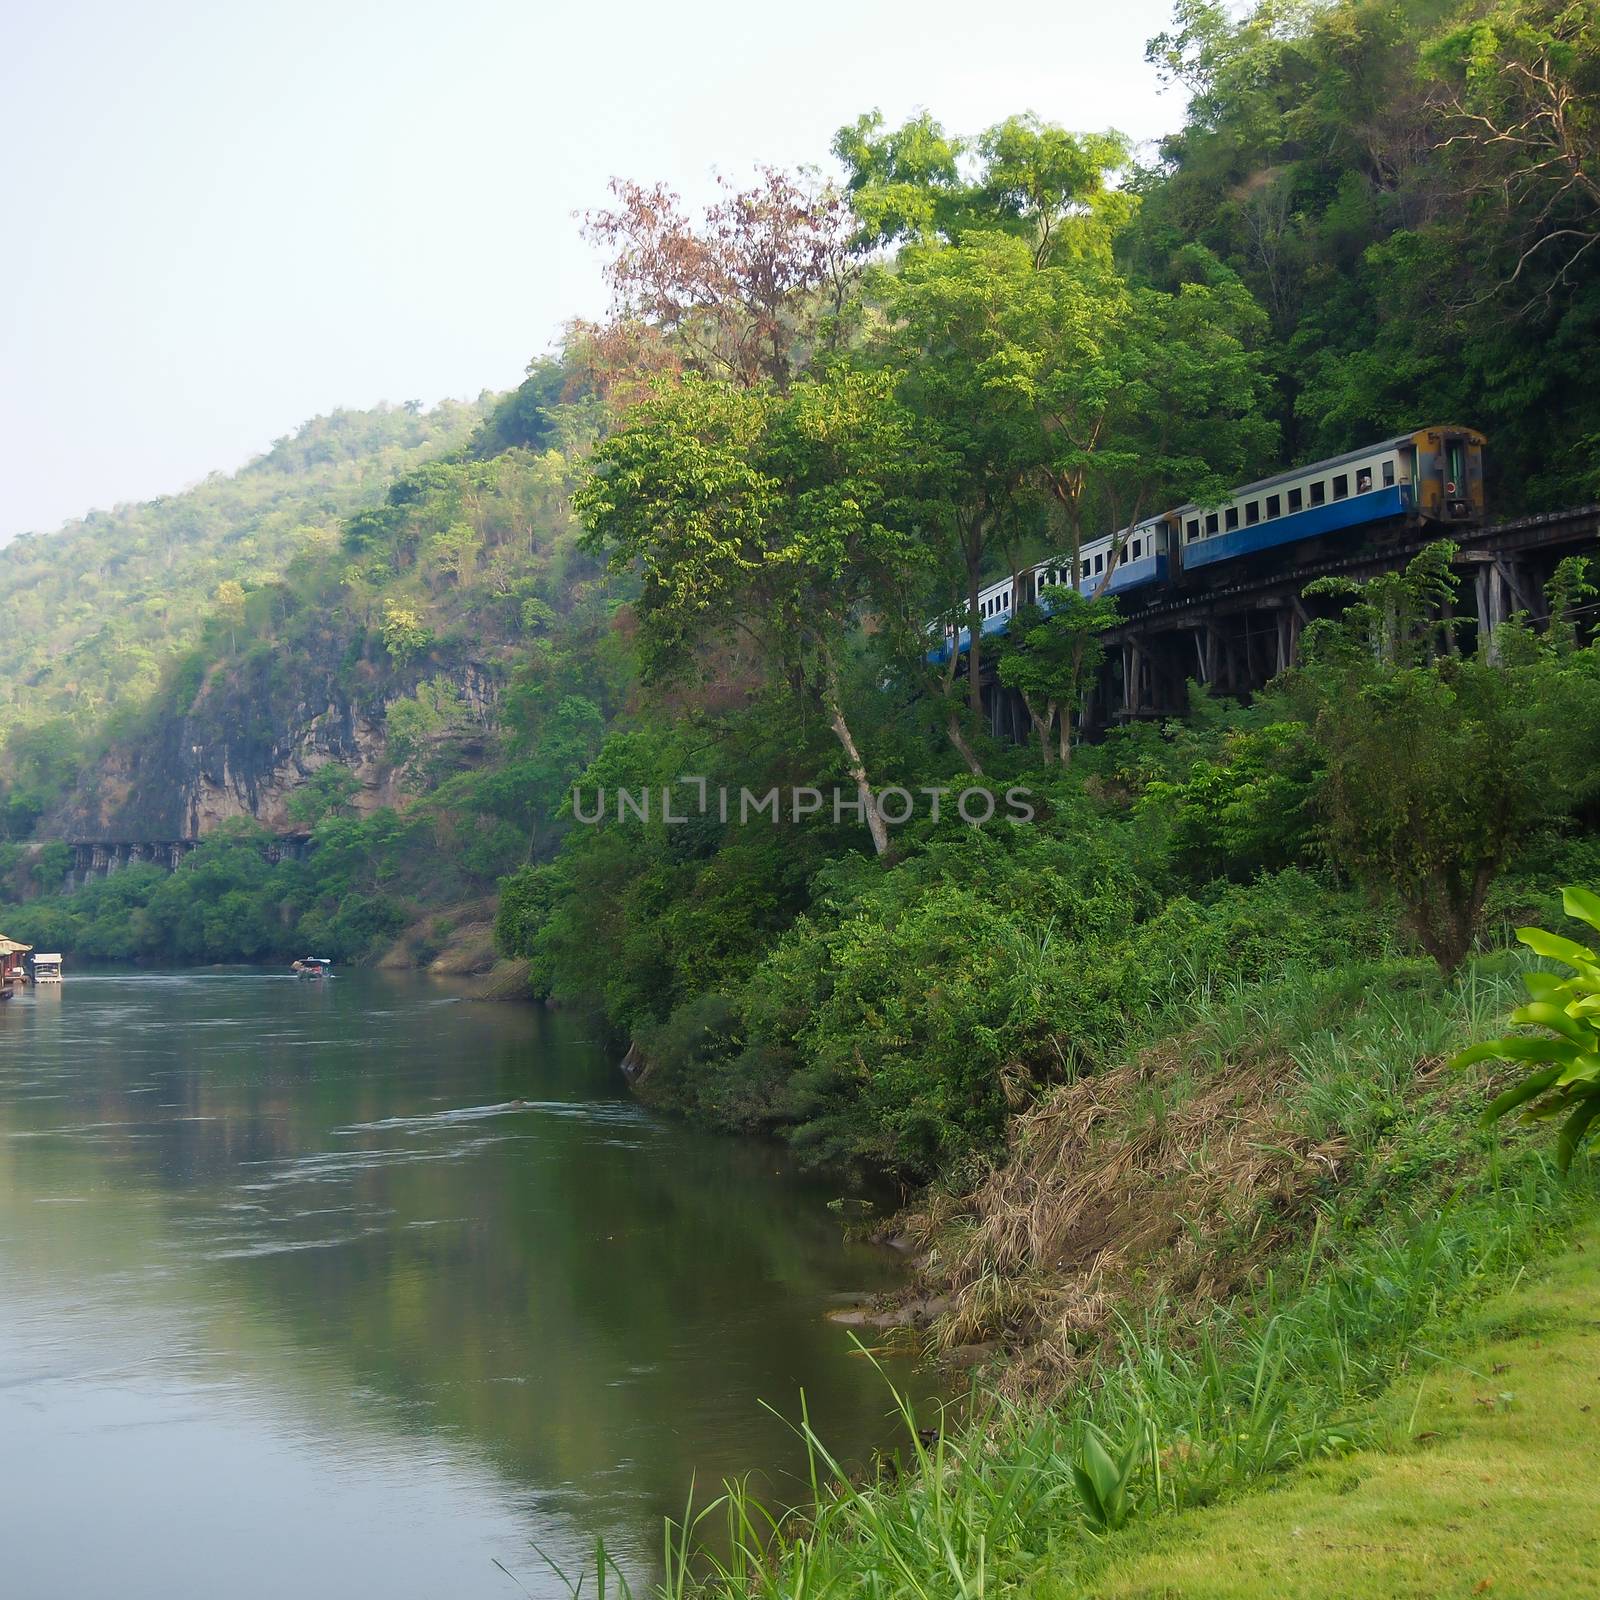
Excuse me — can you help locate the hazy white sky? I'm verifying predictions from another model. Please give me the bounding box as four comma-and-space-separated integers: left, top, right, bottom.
0, 0, 1187, 542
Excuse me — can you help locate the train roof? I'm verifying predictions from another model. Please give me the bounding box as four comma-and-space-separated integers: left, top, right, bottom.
1170, 434, 1416, 512
1171, 427, 1484, 512
971, 426, 1485, 590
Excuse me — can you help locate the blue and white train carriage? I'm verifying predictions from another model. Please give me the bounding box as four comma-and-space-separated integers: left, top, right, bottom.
931, 425, 1486, 661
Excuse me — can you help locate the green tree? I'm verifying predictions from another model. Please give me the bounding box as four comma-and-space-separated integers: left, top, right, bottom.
285, 764, 362, 828
833, 108, 1129, 263
994, 595, 1118, 765
874, 232, 1272, 759
1298, 551, 1600, 971
380, 600, 432, 666
577, 369, 936, 855
214, 580, 246, 651
874, 234, 1048, 742
1427, 0, 1600, 305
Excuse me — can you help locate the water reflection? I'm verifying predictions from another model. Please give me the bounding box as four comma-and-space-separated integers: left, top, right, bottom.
0, 972, 925, 1599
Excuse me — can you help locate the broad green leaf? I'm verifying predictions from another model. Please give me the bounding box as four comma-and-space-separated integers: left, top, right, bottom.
1481, 1064, 1565, 1124
1564, 887, 1600, 936
1517, 927, 1598, 967
1556, 1054, 1600, 1087
1508, 1001, 1591, 1045
1523, 971, 1575, 1000
1451, 1037, 1578, 1071
1522, 1085, 1586, 1122
1556, 1092, 1600, 1172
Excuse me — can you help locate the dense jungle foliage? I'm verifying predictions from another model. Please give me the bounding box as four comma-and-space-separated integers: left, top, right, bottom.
5, 0, 1600, 1184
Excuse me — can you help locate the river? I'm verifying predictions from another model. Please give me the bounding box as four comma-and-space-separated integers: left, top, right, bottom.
0, 970, 927, 1599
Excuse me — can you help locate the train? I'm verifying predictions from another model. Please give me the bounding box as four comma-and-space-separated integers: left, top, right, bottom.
933, 425, 1487, 659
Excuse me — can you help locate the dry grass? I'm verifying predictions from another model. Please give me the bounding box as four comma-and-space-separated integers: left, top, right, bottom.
896, 952, 1525, 1396
906, 1021, 1464, 1396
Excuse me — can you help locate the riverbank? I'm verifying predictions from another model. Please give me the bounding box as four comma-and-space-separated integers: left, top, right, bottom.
640, 938, 1600, 1598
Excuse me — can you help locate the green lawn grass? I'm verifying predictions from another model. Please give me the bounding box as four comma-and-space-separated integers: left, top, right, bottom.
1055, 1222, 1600, 1599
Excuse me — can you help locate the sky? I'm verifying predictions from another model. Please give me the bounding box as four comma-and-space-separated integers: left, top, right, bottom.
0, 0, 1189, 543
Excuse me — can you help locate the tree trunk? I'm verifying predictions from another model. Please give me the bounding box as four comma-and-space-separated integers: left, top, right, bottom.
1058, 700, 1073, 766
928, 648, 983, 776
1018, 691, 1055, 766
966, 553, 984, 718
1412, 860, 1496, 974
945, 711, 985, 777
822, 655, 890, 857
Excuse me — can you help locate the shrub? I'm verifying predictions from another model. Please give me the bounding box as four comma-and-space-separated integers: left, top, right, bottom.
1452, 883, 1600, 1169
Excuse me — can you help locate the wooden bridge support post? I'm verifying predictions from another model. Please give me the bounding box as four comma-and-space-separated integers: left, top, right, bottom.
1476, 560, 1510, 663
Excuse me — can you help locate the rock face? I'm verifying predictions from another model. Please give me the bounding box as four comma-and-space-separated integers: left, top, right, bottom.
48, 644, 499, 842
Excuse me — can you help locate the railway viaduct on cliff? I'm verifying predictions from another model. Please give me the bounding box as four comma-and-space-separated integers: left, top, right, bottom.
975, 503, 1600, 740
60, 834, 311, 889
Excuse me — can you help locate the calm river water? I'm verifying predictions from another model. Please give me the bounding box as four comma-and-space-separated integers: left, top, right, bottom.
0, 970, 925, 1599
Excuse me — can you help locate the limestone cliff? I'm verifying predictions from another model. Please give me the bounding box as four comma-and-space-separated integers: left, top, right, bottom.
48, 646, 501, 842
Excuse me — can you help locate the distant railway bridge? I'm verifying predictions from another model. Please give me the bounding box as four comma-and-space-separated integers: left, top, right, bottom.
61, 834, 311, 889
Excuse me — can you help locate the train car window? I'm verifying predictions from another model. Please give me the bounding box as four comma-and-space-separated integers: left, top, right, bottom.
1245, 501, 1260, 525
1310, 481, 1326, 506
1186, 518, 1200, 541
1356, 468, 1372, 493
1266, 494, 1281, 518
1205, 513, 1219, 536
1288, 487, 1303, 512
1225, 507, 1240, 531
1333, 474, 1349, 500
1094, 553, 1104, 573
1081, 559, 1091, 579
1130, 537, 1142, 560
1382, 460, 1395, 487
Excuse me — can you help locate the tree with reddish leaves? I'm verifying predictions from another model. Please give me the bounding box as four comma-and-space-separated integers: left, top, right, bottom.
578, 168, 858, 398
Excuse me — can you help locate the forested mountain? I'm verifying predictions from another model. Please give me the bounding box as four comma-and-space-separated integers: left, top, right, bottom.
5, 0, 1600, 1184
0, 399, 487, 828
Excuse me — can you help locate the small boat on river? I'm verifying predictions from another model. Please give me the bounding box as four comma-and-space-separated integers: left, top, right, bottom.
291, 957, 333, 979
32, 954, 63, 984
